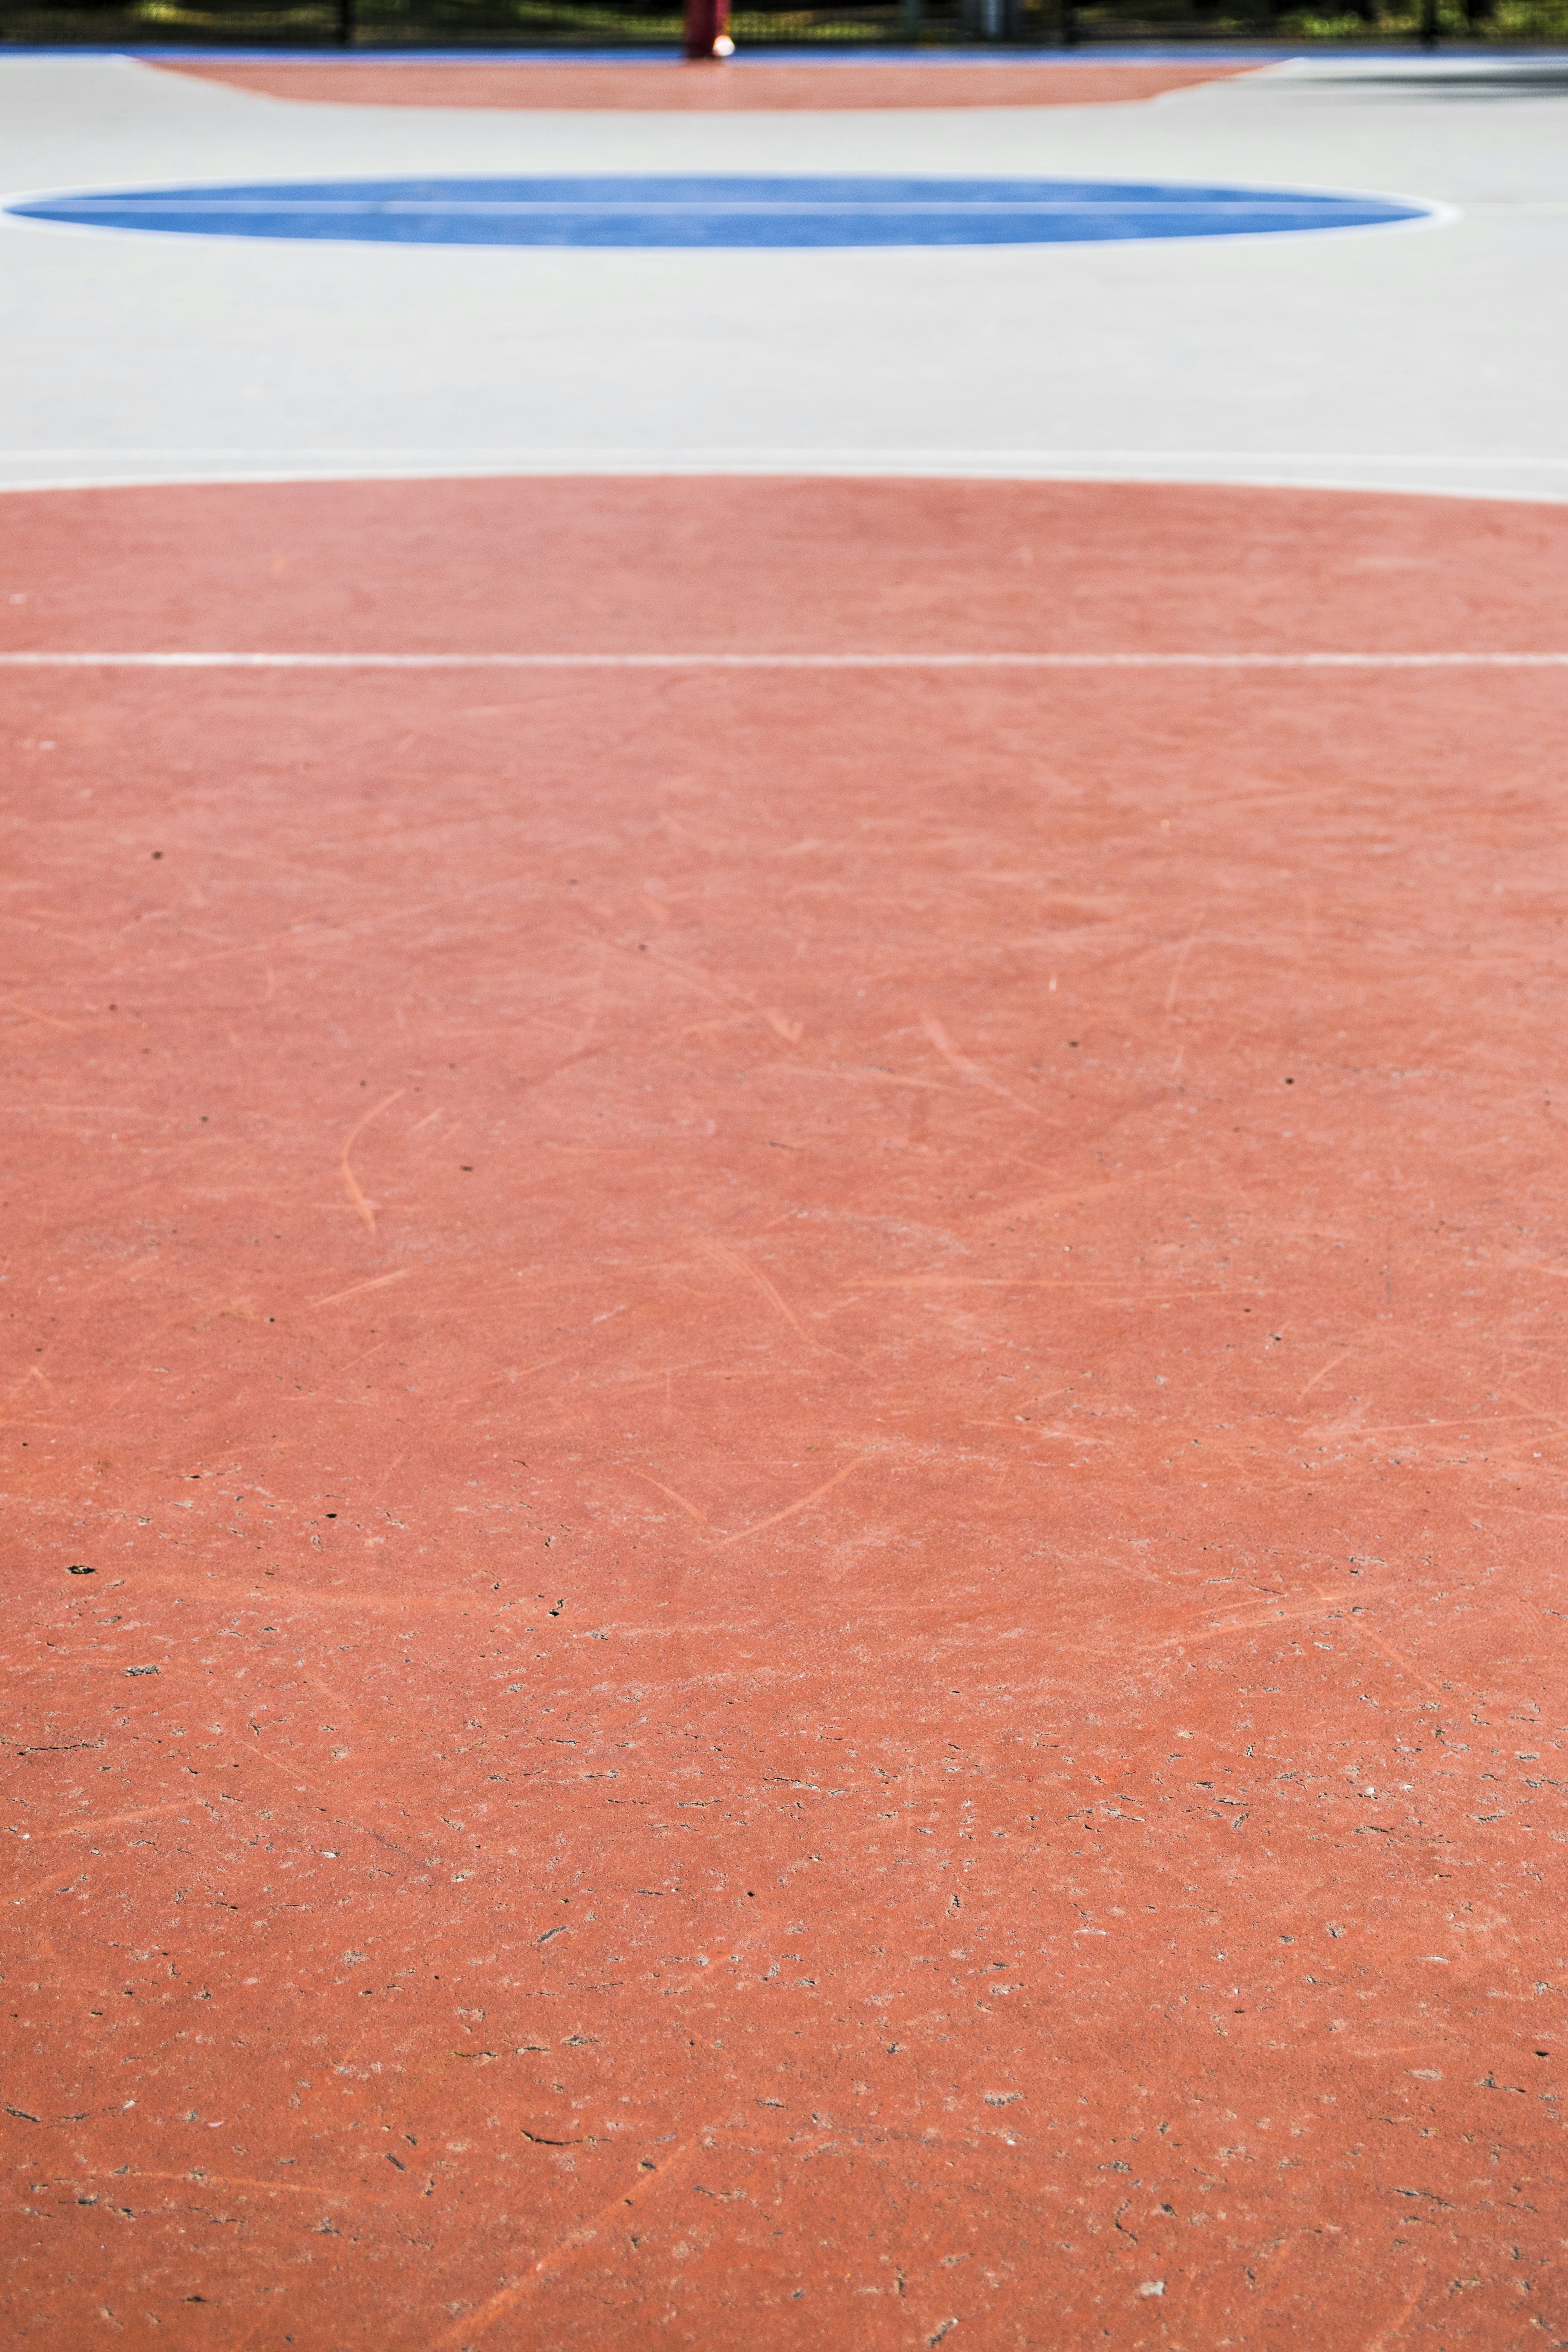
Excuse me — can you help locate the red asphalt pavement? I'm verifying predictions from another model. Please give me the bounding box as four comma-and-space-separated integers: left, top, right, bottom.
152, 58, 1248, 110
5, 477, 1568, 2349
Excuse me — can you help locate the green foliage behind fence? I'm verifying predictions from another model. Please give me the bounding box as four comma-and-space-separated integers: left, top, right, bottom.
5, 0, 1567, 47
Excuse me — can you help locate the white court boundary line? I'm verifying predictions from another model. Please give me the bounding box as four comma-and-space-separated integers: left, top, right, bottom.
3, 454, 1566, 509
3, 651, 1567, 669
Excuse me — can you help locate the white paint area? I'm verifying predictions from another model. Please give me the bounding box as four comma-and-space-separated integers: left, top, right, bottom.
0, 53, 1565, 499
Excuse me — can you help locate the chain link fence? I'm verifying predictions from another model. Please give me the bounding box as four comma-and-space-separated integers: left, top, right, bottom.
5, 0, 1566, 52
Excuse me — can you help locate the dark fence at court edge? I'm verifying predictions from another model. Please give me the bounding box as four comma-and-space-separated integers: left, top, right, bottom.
5, 0, 1566, 64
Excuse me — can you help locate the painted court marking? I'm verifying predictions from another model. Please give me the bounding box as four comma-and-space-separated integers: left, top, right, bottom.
2, 651, 1564, 670
144, 54, 1254, 113
4, 174, 1431, 249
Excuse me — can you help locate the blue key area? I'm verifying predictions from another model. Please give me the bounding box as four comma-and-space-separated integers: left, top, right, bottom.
7, 175, 1430, 249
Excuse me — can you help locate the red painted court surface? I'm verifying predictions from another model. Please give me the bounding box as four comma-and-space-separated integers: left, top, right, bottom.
154, 58, 1247, 109
7, 476, 1568, 2349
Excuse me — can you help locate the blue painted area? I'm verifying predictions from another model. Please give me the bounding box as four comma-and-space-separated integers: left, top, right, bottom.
6, 173, 1430, 248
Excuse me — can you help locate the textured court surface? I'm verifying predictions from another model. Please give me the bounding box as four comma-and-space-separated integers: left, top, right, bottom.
4, 38, 1568, 2352
7, 474, 1568, 2348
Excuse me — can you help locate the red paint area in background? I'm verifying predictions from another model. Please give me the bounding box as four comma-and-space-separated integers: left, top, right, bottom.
150, 57, 1247, 109
5, 478, 1568, 2348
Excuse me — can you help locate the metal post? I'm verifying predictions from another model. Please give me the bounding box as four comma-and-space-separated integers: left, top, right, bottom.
338, 0, 355, 47
1418, 0, 1438, 44
1060, 0, 1077, 42
900, 0, 922, 42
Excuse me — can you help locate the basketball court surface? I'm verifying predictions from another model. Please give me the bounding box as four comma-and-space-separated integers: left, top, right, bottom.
4, 44, 1568, 2352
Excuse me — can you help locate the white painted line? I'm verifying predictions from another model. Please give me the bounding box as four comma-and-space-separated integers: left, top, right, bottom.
3, 452, 1564, 508
3, 652, 1567, 670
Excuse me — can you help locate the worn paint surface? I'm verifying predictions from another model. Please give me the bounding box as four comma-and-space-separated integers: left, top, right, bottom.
5, 477, 1568, 2347
151, 59, 1249, 112
8, 174, 1424, 250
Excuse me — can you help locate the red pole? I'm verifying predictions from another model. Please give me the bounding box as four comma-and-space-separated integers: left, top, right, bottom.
683, 0, 732, 59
